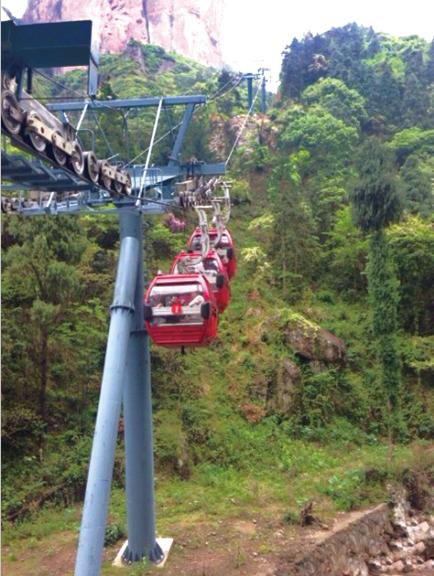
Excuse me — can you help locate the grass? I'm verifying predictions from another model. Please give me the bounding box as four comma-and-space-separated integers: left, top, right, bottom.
3, 439, 426, 544
2, 430, 432, 576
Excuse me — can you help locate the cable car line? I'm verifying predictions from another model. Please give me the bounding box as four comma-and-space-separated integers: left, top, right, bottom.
122, 118, 183, 167
171, 70, 264, 211
137, 97, 163, 204
207, 73, 244, 102
89, 107, 115, 158
225, 79, 262, 167
31, 69, 174, 170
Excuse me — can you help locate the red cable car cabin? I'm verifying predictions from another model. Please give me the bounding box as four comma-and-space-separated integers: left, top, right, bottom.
144, 273, 218, 347
170, 250, 230, 313
187, 227, 237, 279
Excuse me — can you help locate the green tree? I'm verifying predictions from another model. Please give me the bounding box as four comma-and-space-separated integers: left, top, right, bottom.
368, 62, 403, 125
214, 69, 243, 115
305, 173, 350, 240
426, 39, 434, 85
402, 71, 430, 127
350, 138, 403, 439
302, 77, 367, 129
399, 154, 433, 216
350, 140, 402, 232
326, 23, 366, 89
390, 127, 434, 165
325, 206, 368, 297
268, 154, 320, 301
280, 105, 358, 173
388, 216, 434, 335
1, 216, 105, 429
280, 33, 329, 99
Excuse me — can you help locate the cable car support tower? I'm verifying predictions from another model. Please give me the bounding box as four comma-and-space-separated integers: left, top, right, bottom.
1, 19, 226, 575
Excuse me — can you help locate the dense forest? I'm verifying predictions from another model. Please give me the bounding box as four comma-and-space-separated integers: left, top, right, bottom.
2, 23, 433, 572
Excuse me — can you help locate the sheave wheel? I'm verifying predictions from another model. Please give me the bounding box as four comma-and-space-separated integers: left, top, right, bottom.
25, 113, 47, 153
84, 151, 99, 183
49, 131, 67, 166
112, 175, 123, 195
69, 141, 85, 176
1, 90, 22, 135
101, 175, 112, 191
123, 173, 132, 196
99, 161, 112, 191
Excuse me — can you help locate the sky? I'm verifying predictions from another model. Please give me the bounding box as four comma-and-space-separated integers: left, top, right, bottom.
221, 0, 433, 88
2, 0, 433, 90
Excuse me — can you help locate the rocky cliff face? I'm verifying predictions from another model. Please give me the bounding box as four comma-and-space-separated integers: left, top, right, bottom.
22, 0, 224, 67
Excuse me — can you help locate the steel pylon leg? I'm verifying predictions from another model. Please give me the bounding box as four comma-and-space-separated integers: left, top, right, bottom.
74, 208, 140, 576
121, 212, 163, 564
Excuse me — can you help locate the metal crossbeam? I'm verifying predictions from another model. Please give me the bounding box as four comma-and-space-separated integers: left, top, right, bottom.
131, 162, 226, 183
1, 191, 170, 216
1, 151, 92, 192
0, 152, 174, 215
47, 95, 206, 112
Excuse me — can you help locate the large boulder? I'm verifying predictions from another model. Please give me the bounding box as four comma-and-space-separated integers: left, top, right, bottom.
284, 313, 346, 365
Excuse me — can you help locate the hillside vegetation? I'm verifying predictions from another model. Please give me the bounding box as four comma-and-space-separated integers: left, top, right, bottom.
2, 24, 433, 571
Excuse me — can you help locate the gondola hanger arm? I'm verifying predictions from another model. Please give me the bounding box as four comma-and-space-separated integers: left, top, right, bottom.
194, 206, 209, 260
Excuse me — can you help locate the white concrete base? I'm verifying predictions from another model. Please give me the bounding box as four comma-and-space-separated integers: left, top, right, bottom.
113, 537, 174, 568
154, 537, 174, 568
113, 540, 129, 567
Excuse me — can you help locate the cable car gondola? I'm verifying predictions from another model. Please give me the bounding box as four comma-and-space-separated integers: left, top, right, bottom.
187, 226, 237, 279
144, 273, 218, 347
170, 250, 230, 313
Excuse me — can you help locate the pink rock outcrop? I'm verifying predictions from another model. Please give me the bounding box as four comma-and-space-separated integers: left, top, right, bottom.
22, 0, 224, 67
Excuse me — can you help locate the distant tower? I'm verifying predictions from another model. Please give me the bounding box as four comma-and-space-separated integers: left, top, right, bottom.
245, 72, 255, 109
243, 70, 267, 112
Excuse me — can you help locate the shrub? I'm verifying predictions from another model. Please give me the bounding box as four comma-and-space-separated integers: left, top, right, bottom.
1, 408, 45, 456
104, 522, 125, 546
321, 469, 365, 510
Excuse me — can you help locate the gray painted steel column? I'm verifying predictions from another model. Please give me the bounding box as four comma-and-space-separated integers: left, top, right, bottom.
246, 74, 253, 110
261, 76, 267, 113
75, 207, 140, 576
122, 213, 163, 563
